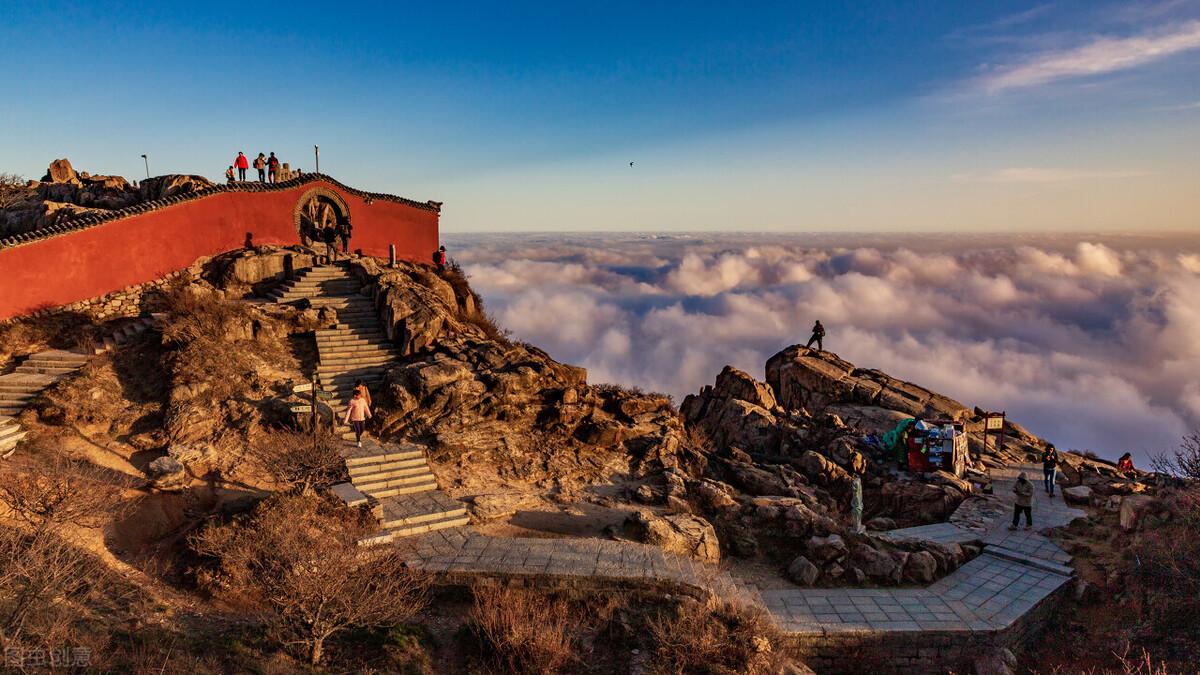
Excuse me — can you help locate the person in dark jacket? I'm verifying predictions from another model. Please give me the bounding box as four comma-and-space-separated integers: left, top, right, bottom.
806, 320, 825, 351
1009, 472, 1034, 530
1042, 443, 1059, 498
267, 152, 280, 183
321, 224, 338, 262
336, 219, 352, 254
433, 245, 446, 272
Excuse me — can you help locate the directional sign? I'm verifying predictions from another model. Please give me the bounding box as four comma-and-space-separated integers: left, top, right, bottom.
293, 383, 314, 394
290, 405, 313, 414
316, 391, 336, 400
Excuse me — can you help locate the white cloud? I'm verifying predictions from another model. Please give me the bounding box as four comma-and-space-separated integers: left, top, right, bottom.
449, 233, 1200, 465
952, 167, 1151, 184
977, 20, 1200, 93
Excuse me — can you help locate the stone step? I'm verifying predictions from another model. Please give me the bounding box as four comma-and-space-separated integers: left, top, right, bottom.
0, 375, 59, 392
379, 492, 467, 529
347, 456, 429, 478
316, 338, 392, 350
342, 443, 426, 467
376, 511, 470, 538
19, 359, 86, 371
0, 391, 35, 403
25, 349, 90, 363
0, 415, 16, 426
0, 430, 27, 457
14, 365, 79, 376
319, 373, 386, 385
0, 422, 24, 443
315, 328, 386, 339
0, 405, 24, 416
317, 347, 397, 360
359, 479, 439, 499
331, 482, 370, 508
351, 462, 432, 485
0, 382, 48, 393
318, 357, 395, 369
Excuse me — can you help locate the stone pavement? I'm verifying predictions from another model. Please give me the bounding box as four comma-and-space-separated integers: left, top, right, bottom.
393, 462, 1086, 651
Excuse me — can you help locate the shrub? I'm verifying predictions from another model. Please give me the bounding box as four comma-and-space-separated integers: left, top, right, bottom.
469, 584, 577, 674
1126, 486, 1200, 645
247, 427, 347, 494
190, 494, 427, 665
647, 597, 790, 675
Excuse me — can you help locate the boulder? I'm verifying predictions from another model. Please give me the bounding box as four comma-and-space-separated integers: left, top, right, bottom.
1062, 485, 1093, 505
787, 555, 819, 586
796, 450, 851, 486
850, 543, 898, 581
902, 550, 937, 584
1119, 495, 1156, 532
727, 460, 794, 497
626, 511, 721, 564
45, 158, 79, 184
807, 534, 848, 563
866, 517, 896, 531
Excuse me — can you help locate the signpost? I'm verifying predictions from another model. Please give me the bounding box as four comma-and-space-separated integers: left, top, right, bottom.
293, 376, 321, 453
983, 411, 1006, 454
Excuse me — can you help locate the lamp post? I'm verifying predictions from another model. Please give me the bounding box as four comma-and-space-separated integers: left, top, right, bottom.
140, 154, 150, 179
314, 145, 320, 174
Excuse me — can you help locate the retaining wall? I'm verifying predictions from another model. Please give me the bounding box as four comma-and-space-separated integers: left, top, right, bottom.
0, 175, 439, 320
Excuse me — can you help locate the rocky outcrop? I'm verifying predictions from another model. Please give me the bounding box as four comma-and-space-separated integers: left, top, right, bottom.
766, 345, 969, 421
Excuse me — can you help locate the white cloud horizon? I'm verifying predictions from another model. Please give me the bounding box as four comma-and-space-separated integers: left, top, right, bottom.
446, 232, 1200, 466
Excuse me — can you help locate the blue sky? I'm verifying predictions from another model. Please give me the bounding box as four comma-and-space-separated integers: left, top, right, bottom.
1, 1, 1198, 231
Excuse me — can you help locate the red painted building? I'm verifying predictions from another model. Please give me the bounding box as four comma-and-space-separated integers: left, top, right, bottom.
0, 176, 440, 320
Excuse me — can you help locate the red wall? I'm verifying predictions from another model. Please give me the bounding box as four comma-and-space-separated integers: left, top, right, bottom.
0, 180, 439, 320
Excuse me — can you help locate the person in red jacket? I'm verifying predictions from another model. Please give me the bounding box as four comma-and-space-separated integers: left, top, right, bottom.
1117, 452, 1135, 477
432, 245, 447, 272
234, 152, 249, 181
267, 152, 280, 183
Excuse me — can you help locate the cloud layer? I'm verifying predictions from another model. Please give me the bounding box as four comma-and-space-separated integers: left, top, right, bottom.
446, 232, 1200, 464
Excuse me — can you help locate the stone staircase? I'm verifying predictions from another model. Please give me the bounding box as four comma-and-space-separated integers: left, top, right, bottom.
269, 263, 398, 441
0, 316, 162, 457
270, 263, 468, 544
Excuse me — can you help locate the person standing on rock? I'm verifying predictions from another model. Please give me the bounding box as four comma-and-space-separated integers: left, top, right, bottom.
1010, 472, 1034, 530
253, 153, 266, 182
342, 389, 372, 448
336, 218, 352, 255
268, 152, 280, 183
433, 245, 447, 272
1041, 443, 1059, 498
806, 320, 825, 351
234, 152, 249, 181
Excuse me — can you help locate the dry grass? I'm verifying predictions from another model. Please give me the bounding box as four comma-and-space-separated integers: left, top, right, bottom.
441, 262, 512, 345
469, 584, 578, 674
646, 597, 790, 675
0, 312, 94, 371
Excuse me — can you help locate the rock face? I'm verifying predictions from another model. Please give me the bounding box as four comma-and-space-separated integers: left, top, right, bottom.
766, 345, 969, 421
681, 366, 781, 453
626, 510, 721, 563
44, 158, 79, 184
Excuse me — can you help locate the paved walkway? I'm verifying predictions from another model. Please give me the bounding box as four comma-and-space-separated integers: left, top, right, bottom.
394, 463, 1086, 641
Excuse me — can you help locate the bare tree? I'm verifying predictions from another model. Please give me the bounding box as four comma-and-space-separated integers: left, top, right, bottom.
1150, 431, 1200, 480
0, 455, 123, 535
247, 428, 347, 495
191, 494, 426, 664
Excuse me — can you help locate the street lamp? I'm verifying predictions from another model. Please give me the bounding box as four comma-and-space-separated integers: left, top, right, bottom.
314, 145, 320, 174
140, 154, 149, 179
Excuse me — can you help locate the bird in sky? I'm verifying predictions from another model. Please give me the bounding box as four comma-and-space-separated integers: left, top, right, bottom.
629, 161, 634, 167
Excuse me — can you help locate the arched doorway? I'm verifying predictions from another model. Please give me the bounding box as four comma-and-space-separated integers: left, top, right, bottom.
293, 188, 351, 247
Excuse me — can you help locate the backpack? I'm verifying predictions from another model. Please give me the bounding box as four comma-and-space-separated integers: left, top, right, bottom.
268, 156, 279, 169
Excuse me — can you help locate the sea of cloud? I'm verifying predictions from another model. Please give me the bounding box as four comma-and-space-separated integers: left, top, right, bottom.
443, 231, 1200, 464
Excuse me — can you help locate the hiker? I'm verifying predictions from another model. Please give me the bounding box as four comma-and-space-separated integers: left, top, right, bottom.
354, 379, 372, 408
806, 320, 825, 351
234, 151, 249, 181
1117, 452, 1135, 477
432, 245, 447, 272
321, 224, 338, 262
224, 165, 235, 183
336, 218, 352, 254
253, 153, 266, 182
1042, 443, 1059, 498
1010, 472, 1034, 530
267, 152, 280, 183
342, 388, 372, 448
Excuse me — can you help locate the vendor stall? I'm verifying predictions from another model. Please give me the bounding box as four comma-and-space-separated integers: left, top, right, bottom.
904, 419, 968, 477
